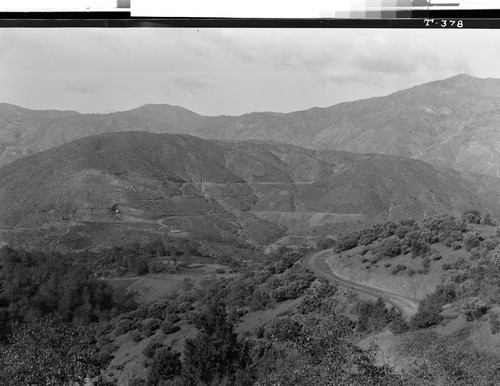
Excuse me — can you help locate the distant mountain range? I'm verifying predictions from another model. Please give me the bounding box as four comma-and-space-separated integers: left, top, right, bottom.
1, 132, 500, 250
2, 74, 500, 177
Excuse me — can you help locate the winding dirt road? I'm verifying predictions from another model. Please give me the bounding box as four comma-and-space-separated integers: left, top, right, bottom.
302, 249, 420, 319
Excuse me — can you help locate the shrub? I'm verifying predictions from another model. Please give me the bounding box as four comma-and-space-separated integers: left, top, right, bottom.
411, 306, 442, 329
317, 237, 336, 250
355, 298, 395, 334
389, 315, 410, 334
358, 224, 384, 245
115, 319, 136, 336
146, 348, 182, 385
161, 314, 181, 335
148, 302, 168, 319
391, 264, 406, 275
420, 257, 431, 274
183, 300, 251, 385
147, 317, 161, 328
395, 225, 411, 239
421, 229, 440, 244
270, 268, 315, 302
165, 313, 181, 325
463, 232, 481, 252
130, 330, 142, 343
95, 322, 113, 337
264, 316, 303, 344
384, 263, 392, 268
143, 342, 163, 359
481, 239, 499, 252
128, 377, 146, 386
447, 257, 469, 271
411, 240, 430, 258
411, 285, 456, 329
161, 321, 181, 335
249, 288, 271, 311
143, 318, 161, 337
490, 312, 500, 334
112, 312, 134, 327
334, 233, 360, 253
408, 268, 416, 277
134, 305, 149, 319
482, 213, 495, 226
382, 236, 401, 257
432, 254, 442, 261
273, 250, 304, 273
462, 210, 481, 225
461, 297, 488, 321
370, 241, 382, 255
451, 241, 462, 250
458, 279, 477, 297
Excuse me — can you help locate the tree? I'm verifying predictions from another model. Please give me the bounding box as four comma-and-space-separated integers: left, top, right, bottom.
483, 213, 495, 226
382, 236, 402, 258
410, 239, 430, 258
389, 314, 410, 334
260, 315, 402, 385
264, 316, 303, 346
0, 316, 106, 385
462, 210, 481, 225
463, 232, 481, 252
411, 285, 456, 329
146, 348, 182, 386
334, 233, 360, 253
183, 300, 250, 385
461, 297, 488, 321
356, 298, 395, 334
317, 237, 336, 250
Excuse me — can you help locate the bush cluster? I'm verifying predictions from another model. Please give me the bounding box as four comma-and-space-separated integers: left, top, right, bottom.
355, 298, 399, 334
333, 215, 468, 263
461, 297, 488, 321
411, 285, 456, 329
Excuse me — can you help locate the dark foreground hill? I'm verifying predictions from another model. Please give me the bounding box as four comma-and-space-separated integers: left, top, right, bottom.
1, 132, 500, 250
3, 74, 500, 178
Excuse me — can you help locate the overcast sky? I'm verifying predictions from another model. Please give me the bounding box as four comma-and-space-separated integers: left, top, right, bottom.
1, 28, 499, 116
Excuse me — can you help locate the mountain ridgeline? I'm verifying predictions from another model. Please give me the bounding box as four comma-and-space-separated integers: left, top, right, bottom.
3, 74, 500, 178
1, 132, 500, 250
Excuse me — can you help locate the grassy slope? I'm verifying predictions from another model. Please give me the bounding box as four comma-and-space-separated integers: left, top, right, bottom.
344, 222, 500, 378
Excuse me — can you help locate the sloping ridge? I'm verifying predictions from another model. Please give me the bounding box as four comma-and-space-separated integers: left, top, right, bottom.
1, 132, 500, 242
4, 74, 500, 179
0, 132, 252, 227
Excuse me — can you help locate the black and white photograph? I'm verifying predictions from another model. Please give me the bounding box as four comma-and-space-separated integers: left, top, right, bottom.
1, 24, 500, 385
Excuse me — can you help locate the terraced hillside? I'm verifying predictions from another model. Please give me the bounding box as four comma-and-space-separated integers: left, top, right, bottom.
1, 132, 500, 251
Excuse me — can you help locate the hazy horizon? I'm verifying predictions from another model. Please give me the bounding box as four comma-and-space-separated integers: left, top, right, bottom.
2, 28, 500, 115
